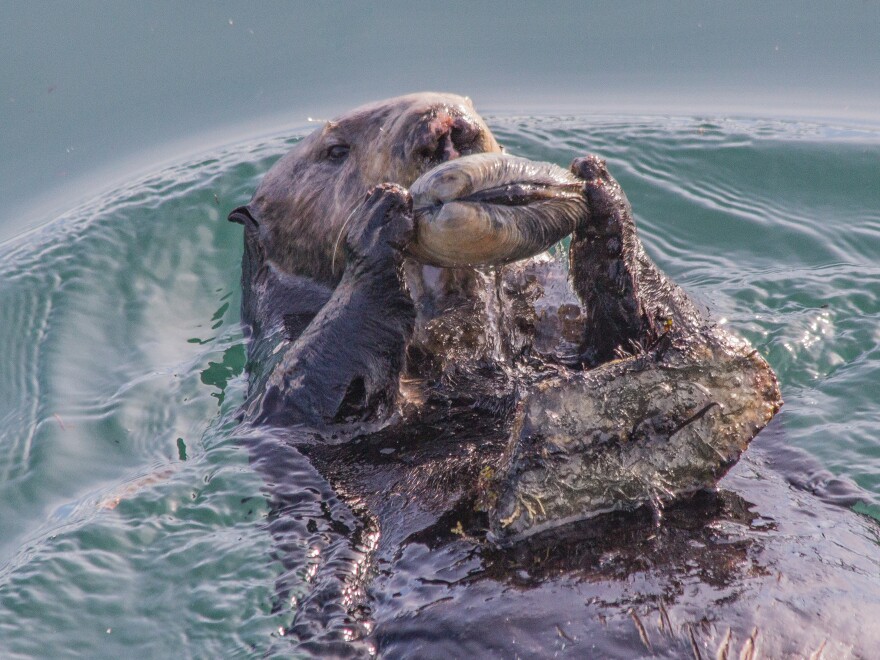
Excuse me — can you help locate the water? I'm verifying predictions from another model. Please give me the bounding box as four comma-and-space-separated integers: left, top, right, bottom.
1, 112, 878, 655
3, 5, 880, 656
5, 2, 880, 238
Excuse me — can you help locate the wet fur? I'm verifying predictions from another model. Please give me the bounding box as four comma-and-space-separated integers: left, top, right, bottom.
224, 94, 822, 655
231, 94, 780, 535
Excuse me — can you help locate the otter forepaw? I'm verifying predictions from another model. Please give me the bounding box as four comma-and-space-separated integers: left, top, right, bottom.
345, 184, 414, 264
569, 155, 628, 226
570, 154, 609, 184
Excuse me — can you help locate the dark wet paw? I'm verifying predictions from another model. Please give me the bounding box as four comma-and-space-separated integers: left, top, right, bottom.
570, 155, 622, 218
570, 155, 609, 183
346, 183, 414, 261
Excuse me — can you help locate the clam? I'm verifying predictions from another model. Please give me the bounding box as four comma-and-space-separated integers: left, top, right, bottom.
407, 153, 587, 267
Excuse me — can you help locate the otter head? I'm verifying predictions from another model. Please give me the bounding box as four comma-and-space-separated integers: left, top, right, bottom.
230, 93, 501, 284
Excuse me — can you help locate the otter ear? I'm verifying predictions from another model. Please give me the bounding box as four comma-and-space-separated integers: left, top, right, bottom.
228, 205, 259, 231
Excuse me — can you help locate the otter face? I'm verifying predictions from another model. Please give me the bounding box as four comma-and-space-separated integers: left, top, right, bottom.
245, 93, 502, 283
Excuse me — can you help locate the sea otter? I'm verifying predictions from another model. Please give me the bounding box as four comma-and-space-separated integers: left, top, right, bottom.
229, 92, 780, 541
225, 94, 880, 658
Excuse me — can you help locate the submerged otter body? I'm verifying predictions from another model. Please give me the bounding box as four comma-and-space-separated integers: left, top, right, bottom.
228, 93, 880, 656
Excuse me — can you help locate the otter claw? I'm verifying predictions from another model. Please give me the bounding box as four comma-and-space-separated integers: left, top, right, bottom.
364, 182, 412, 207
345, 184, 414, 262
570, 155, 609, 183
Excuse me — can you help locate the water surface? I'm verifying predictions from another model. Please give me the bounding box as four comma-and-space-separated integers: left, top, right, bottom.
4, 1, 880, 237
1, 114, 878, 655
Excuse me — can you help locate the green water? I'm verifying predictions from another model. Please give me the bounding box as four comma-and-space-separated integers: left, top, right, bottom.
1, 114, 878, 655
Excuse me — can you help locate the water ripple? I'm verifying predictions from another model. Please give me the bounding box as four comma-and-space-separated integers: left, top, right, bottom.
0, 114, 878, 656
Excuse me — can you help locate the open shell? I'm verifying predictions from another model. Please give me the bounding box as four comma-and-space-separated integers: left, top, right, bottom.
407, 153, 587, 267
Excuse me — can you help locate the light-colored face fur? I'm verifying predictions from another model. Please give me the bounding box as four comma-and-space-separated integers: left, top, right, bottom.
248, 93, 501, 284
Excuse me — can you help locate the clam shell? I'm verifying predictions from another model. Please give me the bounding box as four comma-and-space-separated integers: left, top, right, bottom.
407, 153, 586, 267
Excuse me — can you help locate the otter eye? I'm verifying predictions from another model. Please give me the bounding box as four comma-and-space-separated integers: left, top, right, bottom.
326, 144, 350, 162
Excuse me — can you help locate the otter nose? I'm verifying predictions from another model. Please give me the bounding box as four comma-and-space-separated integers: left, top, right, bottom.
414, 111, 483, 163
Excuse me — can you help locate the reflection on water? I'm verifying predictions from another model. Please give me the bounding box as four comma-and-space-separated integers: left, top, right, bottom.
0, 115, 879, 656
